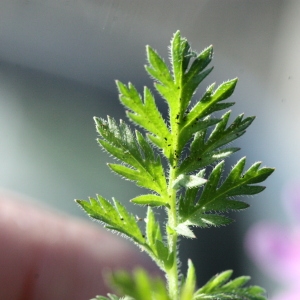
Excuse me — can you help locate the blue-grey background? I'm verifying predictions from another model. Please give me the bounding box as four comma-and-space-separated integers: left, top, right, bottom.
1, 0, 299, 297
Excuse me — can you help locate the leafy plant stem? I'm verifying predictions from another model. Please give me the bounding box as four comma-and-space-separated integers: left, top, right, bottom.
76, 30, 274, 300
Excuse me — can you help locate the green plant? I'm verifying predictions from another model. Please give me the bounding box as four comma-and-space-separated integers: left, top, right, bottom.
76, 31, 274, 300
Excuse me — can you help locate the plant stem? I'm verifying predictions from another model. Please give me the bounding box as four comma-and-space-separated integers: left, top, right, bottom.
166, 165, 179, 299
166, 123, 181, 299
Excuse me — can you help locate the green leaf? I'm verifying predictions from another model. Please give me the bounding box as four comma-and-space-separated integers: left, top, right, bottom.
194, 270, 267, 300
146, 207, 162, 248
188, 213, 233, 227
176, 79, 237, 154
94, 116, 168, 197
75, 196, 145, 246
172, 174, 207, 190
175, 223, 196, 239
145, 45, 174, 88
145, 207, 169, 267
182, 45, 214, 104
171, 30, 189, 86
131, 194, 169, 207
109, 268, 170, 300
178, 111, 253, 175
180, 259, 197, 300
210, 158, 275, 199
178, 158, 274, 232
197, 270, 233, 293
117, 81, 171, 157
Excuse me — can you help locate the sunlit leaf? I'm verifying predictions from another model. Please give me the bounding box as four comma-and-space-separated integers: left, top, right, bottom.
75, 196, 145, 246
194, 270, 267, 300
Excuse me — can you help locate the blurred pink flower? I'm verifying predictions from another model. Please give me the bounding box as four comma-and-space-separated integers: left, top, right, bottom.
246, 222, 300, 284
245, 181, 300, 299
272, 289, 300, 300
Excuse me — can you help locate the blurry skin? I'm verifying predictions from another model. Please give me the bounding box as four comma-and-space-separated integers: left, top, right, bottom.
0, 192, 155, 300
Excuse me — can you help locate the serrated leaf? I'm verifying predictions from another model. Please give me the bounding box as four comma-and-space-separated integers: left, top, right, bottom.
198, 270, 233, 293
131, 194, 168, 207
215, 158, 275, 199
194, 270, 267, 300
94, 116, 167, 196
178, 79, 238, 145
171, 30, 189, 85
145, 45, 174, 88
178, 158, 274, 234
180, 260, 196, 300
145, 207, 163, 254
182, 45, 214, 102
75, 196, 145, 246
176, 116, 220, 156
172, 174, 207, 190
203, 199, 249, 212
110, 268, 170, 300
175, 223, 196, 238
179, 111, 253, 174
155, 240, 173, 270
189, 213, 233, 227
117, 81, 171, 156
221, 275, 250, 290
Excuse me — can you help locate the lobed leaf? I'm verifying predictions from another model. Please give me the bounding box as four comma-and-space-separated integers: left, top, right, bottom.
146, 31, 216, 154
180, 260, 197, 300
175, 223, 195, 239
194, 270, 267, 300
117, 81, 171, 156
168, 32, 215, 137
178, 111, 253, 175
109, 268, 170, 300
178, 158, 274, 234
145, 41, 180, 125
131, 194, 168, 207
94, 116, 168, 197
182, 45, 214, 106
145, 207, 172, 269
177, 79, 237, 155
171, 30, 189, 86
75, 196, 145, 246
145, 45, 174, 88
172, 174, 207, 190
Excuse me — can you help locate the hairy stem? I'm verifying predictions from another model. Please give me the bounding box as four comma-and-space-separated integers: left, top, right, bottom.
166, 165, 179, 299
166, 116, 182, 299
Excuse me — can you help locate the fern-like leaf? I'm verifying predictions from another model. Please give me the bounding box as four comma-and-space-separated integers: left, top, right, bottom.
117, 81, 172, 157
145, 207, 173, 270
180, 260, 197, 300
109, 268, 170, 300
178, 158, 274, 234
176, 80, 237, 156
194, 270, 267, 300
94, 116, 168, 200
76, 196, 145, 246
143, 31, 214, 159
178, 110, 253, 175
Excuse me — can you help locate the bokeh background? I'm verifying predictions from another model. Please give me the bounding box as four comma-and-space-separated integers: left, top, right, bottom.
1, 0, 299, 297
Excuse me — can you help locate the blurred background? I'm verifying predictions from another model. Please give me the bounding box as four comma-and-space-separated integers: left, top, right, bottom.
0, 0, 299, 297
